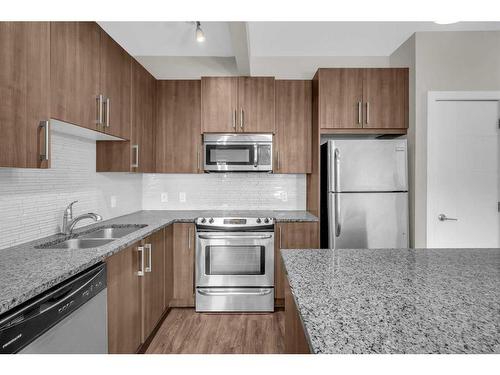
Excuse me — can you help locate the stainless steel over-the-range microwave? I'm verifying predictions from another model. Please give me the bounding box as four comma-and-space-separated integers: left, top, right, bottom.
203, 134, 273, 172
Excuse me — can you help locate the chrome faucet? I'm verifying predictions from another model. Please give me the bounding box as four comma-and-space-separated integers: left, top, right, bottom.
62, 201, 102, 235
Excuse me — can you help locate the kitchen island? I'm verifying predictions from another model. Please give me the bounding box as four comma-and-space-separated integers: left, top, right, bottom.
281, 248, 500, 354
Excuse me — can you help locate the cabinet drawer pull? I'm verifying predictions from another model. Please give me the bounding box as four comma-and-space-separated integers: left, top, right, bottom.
357, 101, 362, 125
279, 226, 282, 249
232, 109, 236, 129
39, 120, 49, 161
137, 246, 145, 277
188, 227, 192, 250
131, 145, 139, 168
240, 108, 244, 129
366, 102, 370, 125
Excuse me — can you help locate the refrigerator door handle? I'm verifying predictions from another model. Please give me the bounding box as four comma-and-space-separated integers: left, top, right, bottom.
334, 148, 341, 237
335, 193, 341, 237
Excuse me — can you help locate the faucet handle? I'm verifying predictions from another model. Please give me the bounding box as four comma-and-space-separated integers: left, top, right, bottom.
64, 200, 78, 218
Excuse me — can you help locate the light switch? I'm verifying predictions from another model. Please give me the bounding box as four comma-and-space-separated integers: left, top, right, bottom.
179, 192, 186, 202
281, 192, 288, 202
161, 193, 168, 203
110, 196, 117, 208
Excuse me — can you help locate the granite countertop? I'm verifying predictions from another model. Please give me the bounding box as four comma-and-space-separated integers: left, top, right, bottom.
281, 248, 500, 354
0, 209, 317, 315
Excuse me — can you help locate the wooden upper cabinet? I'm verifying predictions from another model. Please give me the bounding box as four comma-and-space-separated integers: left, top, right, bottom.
131, 60, 155, 173
201, 77, 238, 133
237, 77, 275, 133
172, 223, 195, 307
0, 22, 50, 169
275, 80, 312, 173
318, 68, 363, 129
50, 22, 101, 131
363, 68, 408, 129
156, 80, 201, 173
317, 68, 408, 131
141, 229, 166, 341
106, 243, 142, 354
99, 30, 132, 139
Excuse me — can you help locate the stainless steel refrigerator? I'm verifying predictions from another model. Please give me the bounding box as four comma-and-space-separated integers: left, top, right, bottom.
320, 139, 409, 249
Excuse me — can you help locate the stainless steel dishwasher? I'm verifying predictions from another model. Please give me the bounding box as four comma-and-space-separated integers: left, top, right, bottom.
0, 263, 108, 354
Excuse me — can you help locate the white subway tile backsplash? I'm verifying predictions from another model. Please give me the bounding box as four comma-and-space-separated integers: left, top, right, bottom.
142, 173, 306, 210
0, 130, 142, 250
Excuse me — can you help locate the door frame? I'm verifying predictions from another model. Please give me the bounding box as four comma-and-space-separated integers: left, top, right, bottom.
426, 91, 500, 247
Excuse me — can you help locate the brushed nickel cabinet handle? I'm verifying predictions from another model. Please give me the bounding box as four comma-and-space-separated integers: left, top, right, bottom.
145, 243, 152, 273
366, 102, 370, 125
358, 101, 362, 125
232, 109, 236, 130
96, 95, 103, 126
105, 97, 110, 128
279, 226, 282, 249
188, 227, 192, 250
240, 108, 244, 129
277, 150, 280, 171
137, 246, 145, 277
39, 120, 49, 161
131, 145, 139, 168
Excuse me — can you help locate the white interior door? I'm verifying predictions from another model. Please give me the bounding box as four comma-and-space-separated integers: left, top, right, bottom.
427, 98, 500, 248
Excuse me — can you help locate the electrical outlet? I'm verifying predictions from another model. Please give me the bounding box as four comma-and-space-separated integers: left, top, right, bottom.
110, 196, 117, 208
161, 192, 168, 203
281, 191, 288, 202
179, 192, 186, 203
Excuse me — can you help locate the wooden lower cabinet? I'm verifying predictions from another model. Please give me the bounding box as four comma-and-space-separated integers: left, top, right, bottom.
171, 223, 196, 307
106, 242, 142, 354
285, 275, 310, 354
275, 222, 319, 306
141, 228, 166, 342
107, 228, 169, 353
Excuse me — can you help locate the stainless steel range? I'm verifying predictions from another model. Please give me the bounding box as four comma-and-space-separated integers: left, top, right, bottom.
195, 217, 275, 312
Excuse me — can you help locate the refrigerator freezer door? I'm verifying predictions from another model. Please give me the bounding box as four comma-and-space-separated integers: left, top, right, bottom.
328, 192, 409, 249
328, 139, 408, 192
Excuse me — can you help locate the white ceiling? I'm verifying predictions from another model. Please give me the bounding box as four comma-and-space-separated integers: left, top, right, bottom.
247, 22, 500, 56
98, 22, 233, 56
100, 21, 500, 58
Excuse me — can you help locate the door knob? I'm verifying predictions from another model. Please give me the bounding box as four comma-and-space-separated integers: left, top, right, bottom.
438, 214, 458, 221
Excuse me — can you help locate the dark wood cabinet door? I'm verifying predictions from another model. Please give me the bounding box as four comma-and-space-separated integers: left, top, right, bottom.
0, 22, 50, 169
284, 275, 310, 354
363, 68, 409, 129
318, 68, 363, 129
132, 60, 155, 173
275, 80, 312, 173
201, 77, 238, 133
100, 29, 132, 139
156, 80, 201, 173
141, 229, 165, 341
275, 222, 319, 301
164, 225, 174, 309
50, 22, 101, 131
238, 77, 275, 133
172, 223, 195, 306
106, 243, 142, 354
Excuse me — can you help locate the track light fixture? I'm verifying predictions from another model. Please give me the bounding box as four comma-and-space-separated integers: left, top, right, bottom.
195, 21, 205, 43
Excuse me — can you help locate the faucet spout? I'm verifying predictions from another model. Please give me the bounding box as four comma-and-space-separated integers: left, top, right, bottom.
62, 201, 102, 235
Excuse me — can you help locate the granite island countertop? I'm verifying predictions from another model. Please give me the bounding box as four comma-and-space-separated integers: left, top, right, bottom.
0, 209, 317, 315
281, 248, 500, 354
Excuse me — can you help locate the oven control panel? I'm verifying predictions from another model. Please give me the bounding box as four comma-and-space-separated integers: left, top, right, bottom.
195, 217, 274, 230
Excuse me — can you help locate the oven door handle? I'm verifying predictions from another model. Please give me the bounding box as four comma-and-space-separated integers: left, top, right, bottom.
197, 289, 273, 296
198, 234, 272, 240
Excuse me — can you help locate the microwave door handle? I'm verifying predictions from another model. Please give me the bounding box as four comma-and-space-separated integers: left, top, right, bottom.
253, 144, 258, 167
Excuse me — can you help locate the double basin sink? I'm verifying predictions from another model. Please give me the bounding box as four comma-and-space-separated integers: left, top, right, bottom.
36, 224, 148, 250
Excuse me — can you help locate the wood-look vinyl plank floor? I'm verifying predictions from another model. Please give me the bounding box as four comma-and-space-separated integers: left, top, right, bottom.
146, 308, 285, 354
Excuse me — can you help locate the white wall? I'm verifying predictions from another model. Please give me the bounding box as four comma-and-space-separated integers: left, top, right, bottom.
0, 131, 143, 250
391, 30, 500, 247
142, 173, 306, 210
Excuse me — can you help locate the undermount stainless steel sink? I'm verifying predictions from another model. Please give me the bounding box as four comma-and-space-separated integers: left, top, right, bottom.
46, 238, 114, 249
80, 226, 145, 239
35, 224, 147, 249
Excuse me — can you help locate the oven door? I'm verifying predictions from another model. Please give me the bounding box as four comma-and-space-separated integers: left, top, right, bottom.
196, 232, 274, 287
